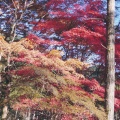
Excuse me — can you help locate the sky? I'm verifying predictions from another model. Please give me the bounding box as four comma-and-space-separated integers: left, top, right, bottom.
115, 1, 120, 25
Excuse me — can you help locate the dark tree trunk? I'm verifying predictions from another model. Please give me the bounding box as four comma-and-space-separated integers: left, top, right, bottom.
106, 0, 115, 120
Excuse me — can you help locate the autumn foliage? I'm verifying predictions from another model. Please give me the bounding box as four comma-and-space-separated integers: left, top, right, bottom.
0, 0, 120, 119
0, 34, 119, 119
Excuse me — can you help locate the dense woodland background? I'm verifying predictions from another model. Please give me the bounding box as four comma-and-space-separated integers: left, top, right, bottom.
0, 0, 120, 120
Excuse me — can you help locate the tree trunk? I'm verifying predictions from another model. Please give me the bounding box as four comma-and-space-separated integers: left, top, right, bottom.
106, 0, 115, 120
0, 39, 10, 120
0, 50, 8, 120
2, 105, 8, 120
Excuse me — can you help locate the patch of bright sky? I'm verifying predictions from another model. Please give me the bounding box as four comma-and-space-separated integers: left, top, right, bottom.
115, 1, 120, 25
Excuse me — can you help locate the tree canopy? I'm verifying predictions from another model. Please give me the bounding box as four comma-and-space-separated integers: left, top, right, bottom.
0, 0, 120, 119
